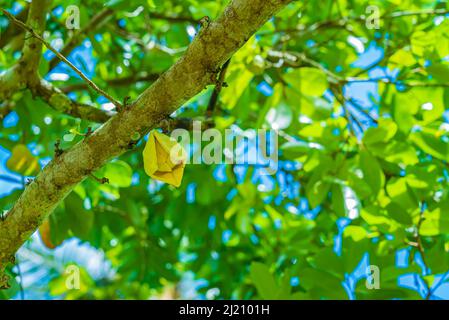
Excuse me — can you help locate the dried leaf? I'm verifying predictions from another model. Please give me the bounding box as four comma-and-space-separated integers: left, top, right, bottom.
142, 131, 186, 187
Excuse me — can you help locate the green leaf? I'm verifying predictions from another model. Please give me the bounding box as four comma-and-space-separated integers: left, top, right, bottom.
306, 178, 331, 209
281, 140, 323, 157
420, 203, 449, 236
386, 177, 419, 211
359, 150, 385, 197
410, 131, 448, 161
343, 226, 368, 242
95, 160, 133, 188
284, 67, 328, 97
427, 63, 449, 83
386, 202, 413, 226
249, 262, 278, 300
363, 118, 397, 146
65, 192, 94, 238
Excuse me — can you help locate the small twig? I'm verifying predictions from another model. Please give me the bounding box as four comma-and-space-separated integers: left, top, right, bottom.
330, 85, 358, 135
61, 73, 160, 93
270, 50, 449, 89
89, 174, 109, 184
0, 8, 123, 109
427, 269, 449, 299
0, 5, 29, 47
86, 127, 93, 137
265, 8, 449, 37
54, 140, 64, 157
292, 52, 343, 83
346, 76, 449, 88
207, 59, 231, 116
48, 8, 114, 71
119, 96, 132, 112
149, 12, 198, 24
199, 16, 211, 29
348, 98, 378, 124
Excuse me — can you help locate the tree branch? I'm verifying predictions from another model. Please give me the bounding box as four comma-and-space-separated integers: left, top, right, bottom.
60, 72, 160, 93
149, 12, 198, 24
15, 0, 50, 82
0, 1, 49, 103
1, 7, 122, 108
31, 79, 115, 123
268, 8, 449, 37
0, 6, 29, 48
0, 0, 293, 286
0, 67, 24, 102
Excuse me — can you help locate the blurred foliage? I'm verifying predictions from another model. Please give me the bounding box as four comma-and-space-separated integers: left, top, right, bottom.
1, 0, 449, 300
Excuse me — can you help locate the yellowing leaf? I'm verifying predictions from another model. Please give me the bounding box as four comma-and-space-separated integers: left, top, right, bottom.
6, 144, 40, 176
142, 131, 186, 187
39, 219, 57, 250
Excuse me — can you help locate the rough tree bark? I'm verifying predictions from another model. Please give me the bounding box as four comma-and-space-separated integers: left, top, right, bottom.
0, 0, 293, 286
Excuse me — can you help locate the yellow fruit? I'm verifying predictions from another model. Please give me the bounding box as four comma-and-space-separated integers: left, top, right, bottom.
142, 131, 186, 187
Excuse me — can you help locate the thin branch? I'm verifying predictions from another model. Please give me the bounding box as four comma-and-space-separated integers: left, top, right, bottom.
0, 1, 48, 102
89, 174, 109, 184
149, 12, 198, 24
271, 49, 449, 89
60, 72, 160, 93
0, 6, 29, 48
0, 8, 123, 108
388, 8, 449, 18
347, 98, 378, 124
48, 8, 114, 71
266, 8, 449, 36
268, 50, 343, 83
16, 0, 49, 79
31, 79, 115, 123
111, 26, 187, 55
207, 59, 231, 115
5, 78, 209, 127
345, 77, 449, 88
331, 85, 358, 135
